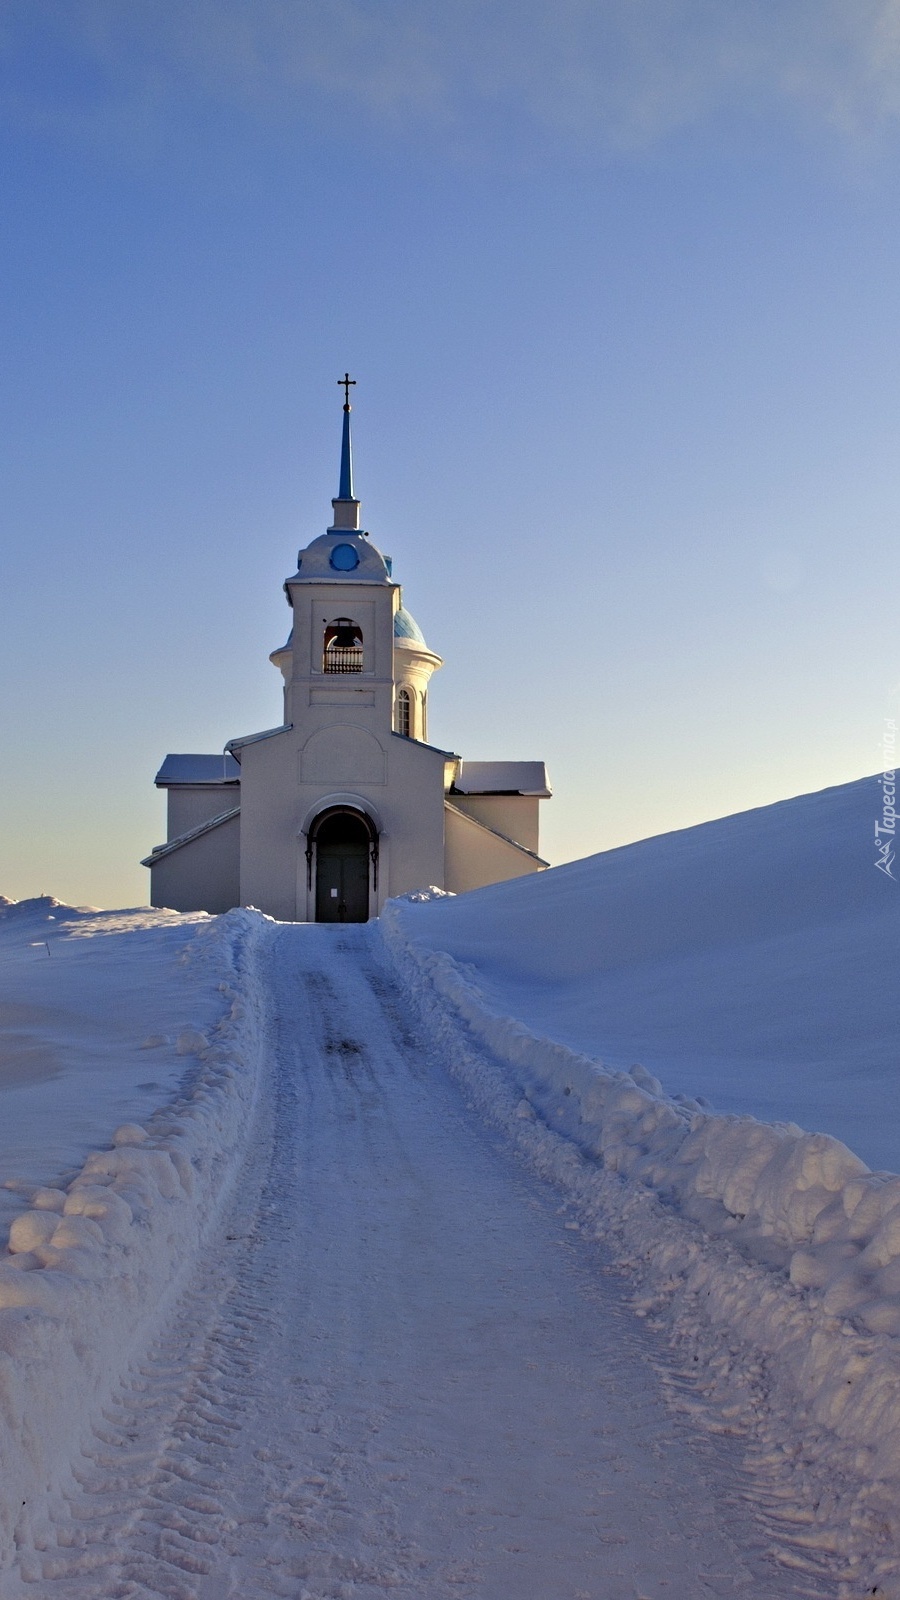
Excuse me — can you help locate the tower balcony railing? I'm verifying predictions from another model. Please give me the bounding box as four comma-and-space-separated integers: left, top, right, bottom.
323, 646, 363, 674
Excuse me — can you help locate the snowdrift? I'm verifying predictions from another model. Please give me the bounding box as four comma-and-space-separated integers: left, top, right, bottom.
0, 896, 228, 1212
0, 908, 271, 1578
383, 901, 900, 1326
380, 782, 900, 1584
391, 775, 900, 1172
380, 913, 900, 1581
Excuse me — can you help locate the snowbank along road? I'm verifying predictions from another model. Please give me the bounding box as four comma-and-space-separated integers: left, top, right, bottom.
16, 923, 852, 1600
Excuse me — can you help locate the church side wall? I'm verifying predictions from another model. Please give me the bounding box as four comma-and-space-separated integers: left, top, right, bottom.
149, 813, 241, 915
444, 804, 544, 896
376, 736, 448, 907
447, 793, 541, 854
237, 733, 304, 921
167, 785, 240, 839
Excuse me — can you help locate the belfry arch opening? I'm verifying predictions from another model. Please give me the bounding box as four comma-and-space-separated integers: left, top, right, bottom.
323, 618, 363, 674
307, 806, 378, 923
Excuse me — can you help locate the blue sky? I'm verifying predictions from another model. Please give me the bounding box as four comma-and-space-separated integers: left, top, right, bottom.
2, 2, 900, 907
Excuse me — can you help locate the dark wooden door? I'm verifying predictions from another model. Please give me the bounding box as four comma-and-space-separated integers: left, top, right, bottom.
314, 813, 370, 922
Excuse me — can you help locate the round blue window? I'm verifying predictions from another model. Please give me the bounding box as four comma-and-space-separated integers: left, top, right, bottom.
329, 542, 360, 571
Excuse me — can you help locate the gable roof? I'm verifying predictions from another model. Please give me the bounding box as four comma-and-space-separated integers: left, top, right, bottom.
155, 753, 241, 787
225, 724, 292, 759
451, 760, 551, 797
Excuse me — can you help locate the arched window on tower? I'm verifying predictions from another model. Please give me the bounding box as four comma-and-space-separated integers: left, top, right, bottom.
421, 690, 427, 743
396, 687, 411, 737
323, 618, 363, 673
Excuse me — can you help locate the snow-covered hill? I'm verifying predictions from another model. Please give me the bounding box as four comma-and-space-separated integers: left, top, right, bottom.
391, 774, 900, 1172
3, 776, 900, 1594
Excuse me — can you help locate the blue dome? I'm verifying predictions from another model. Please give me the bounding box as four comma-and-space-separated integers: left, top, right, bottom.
394, 606, 426, 644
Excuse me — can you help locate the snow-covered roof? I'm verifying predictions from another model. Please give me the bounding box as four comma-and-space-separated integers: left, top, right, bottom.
452, 761, 551, 797
155, 754, 241, 787
389, 733, 459, 762
225, 725, 291, 759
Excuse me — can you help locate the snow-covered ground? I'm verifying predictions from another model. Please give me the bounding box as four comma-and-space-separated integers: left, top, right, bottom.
0, 899, 223, 1239
0, 899, 269, 1564
0, 919, 858, 1597
390, 775, 899, 1172
1, 775, 900, 1596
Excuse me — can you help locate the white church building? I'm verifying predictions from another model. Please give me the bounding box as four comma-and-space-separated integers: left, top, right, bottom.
143, 385, 551, 922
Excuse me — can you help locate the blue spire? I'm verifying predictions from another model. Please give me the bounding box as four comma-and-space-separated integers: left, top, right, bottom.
337, 372, 356, 501
338, 403, 354, 500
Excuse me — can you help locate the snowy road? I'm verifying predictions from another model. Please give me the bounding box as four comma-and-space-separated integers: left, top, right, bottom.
31, 926, 827, 1599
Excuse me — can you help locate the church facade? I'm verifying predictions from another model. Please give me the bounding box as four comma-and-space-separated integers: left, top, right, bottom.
143, 389, 551, 921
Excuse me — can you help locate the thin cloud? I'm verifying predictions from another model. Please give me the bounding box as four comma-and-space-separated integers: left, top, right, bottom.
4, 1, 900, 158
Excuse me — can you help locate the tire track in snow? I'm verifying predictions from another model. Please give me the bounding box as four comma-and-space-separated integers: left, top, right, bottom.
20, 924, 839, 1599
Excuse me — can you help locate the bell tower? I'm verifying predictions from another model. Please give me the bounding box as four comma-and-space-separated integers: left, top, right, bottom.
269, 381, 441, 744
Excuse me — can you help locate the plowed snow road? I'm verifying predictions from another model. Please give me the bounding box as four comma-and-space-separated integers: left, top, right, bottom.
32, 926, 820, 1599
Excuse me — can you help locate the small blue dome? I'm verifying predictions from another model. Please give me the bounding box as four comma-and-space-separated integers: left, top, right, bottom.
394, 606, 426, 644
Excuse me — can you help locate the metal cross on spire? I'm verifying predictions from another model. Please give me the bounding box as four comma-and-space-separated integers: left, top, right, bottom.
336, 375, 356, 501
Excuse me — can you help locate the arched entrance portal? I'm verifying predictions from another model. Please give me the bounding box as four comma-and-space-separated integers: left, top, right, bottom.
311, 808, 376, 923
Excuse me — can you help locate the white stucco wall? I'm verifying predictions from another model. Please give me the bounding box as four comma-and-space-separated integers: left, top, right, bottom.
285, 579, 396, 730
149, 812, 241, 914
393, 637, 441, 742
444, 802, 545, 895
166, 785, 241, 839
236, 725, 448, 921
448, 793, 541, 854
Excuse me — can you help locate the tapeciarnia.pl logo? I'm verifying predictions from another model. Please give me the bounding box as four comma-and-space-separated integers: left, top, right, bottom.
875, 719, 897, 880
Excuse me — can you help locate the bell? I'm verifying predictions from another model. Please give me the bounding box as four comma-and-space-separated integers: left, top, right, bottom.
331, 621, 359, 649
